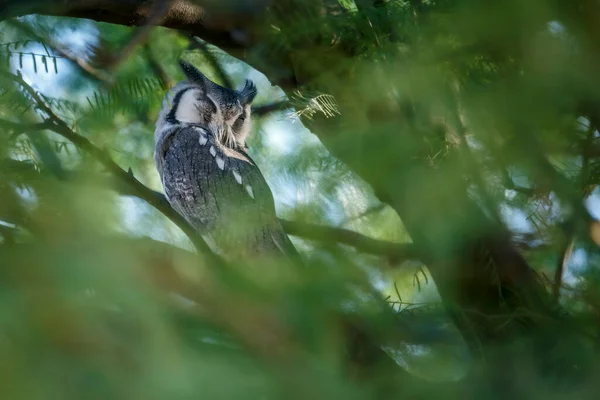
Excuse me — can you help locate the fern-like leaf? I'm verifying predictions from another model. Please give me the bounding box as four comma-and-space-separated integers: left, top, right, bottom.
291, 91, 341, 120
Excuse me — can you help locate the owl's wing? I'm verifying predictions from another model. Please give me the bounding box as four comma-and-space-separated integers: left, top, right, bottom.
158, 124, 301, 264
235, 147, 303, 265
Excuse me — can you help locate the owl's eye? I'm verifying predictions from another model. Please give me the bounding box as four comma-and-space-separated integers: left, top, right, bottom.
232, 113, 246, 131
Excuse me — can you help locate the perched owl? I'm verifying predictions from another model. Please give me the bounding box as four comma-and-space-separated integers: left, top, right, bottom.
154, 60, 300, 265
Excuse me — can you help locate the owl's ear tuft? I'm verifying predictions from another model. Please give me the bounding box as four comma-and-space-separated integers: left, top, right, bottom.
178, 59, 210, 91
238, 79, 257, 105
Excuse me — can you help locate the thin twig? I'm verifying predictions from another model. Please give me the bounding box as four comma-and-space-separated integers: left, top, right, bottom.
52, 44, 113, 84
6, 19, 112, 84
340, 203, 387, 226
580, 118, 596, 193
105, 0, 176, 72
553, 239, 573, 301
555, 119, 599, 300
449, 82, 502, 224
503, 172, 536, 197
144, 44, 172, 89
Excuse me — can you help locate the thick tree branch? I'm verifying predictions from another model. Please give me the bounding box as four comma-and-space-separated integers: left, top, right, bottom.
0, 0, 269, 50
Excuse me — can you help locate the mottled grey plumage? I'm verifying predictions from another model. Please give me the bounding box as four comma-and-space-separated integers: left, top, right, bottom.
154, 60, 299, 264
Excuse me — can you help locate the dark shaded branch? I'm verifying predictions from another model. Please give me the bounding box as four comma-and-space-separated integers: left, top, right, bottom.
279, 219, 421, 263
0, 118, 54, 140
341, 203, 387, 225
0, 0, 270, 51
253, 101, 292, 117
103, 0, 175, 72
144, 44, 172, 89
501, 169, 537, 197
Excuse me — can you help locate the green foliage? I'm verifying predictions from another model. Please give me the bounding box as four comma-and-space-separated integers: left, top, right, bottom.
0, 40, 59, 73
2, 1, 600, 398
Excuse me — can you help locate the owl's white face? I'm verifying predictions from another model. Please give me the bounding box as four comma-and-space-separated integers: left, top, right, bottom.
158, 61, 257, 149
173, 88, 208, 125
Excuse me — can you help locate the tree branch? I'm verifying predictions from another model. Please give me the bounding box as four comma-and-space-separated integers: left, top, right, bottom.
253, 101, 292, 117
103, 0, 175, 72
0, 0, 270, 51
6, 19, 113, 84
144, 44, 172, 89
279, 219, 421, 263
3, 157, 422, 264
0, 69, 222, 263
0, 118, 54, 140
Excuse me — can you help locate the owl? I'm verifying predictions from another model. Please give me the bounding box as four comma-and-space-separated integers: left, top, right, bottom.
154, 60, 300, 265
